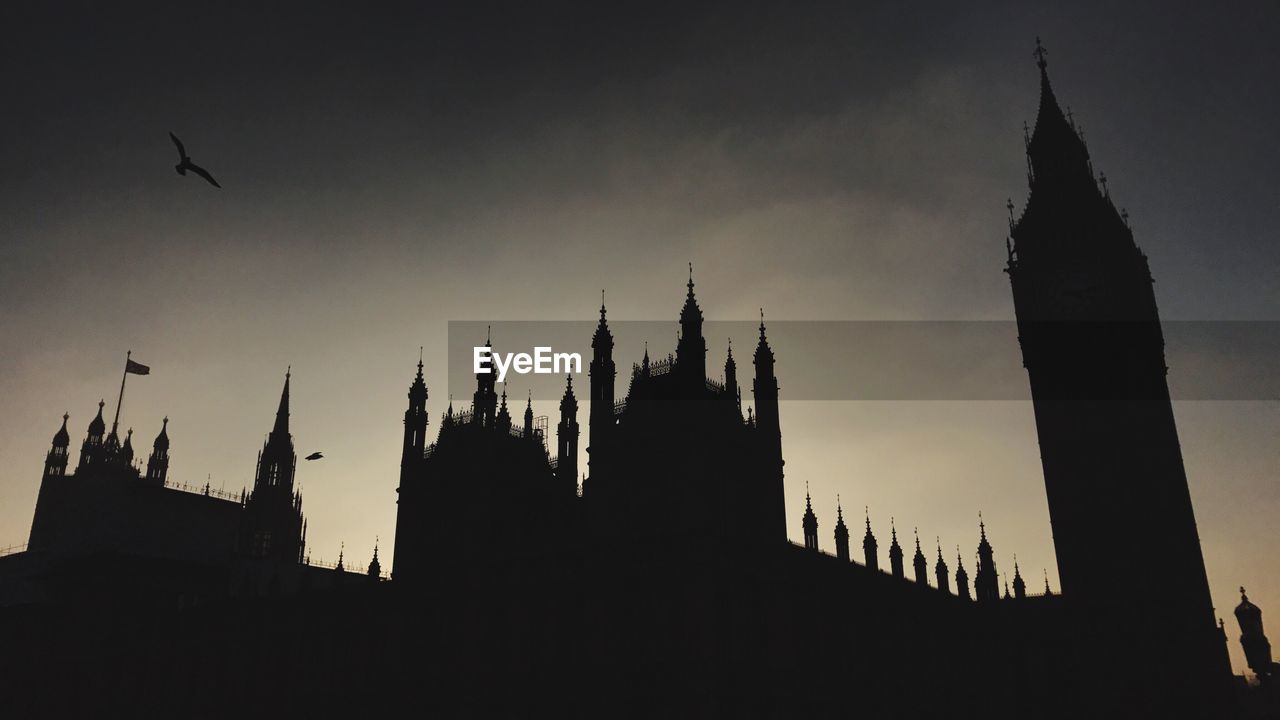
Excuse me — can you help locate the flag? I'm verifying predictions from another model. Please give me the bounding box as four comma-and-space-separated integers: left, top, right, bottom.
126, 359, 151, 376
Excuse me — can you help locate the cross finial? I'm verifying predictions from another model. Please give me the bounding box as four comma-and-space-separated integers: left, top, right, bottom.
1034, 37, 1047, 70
486, 324, 491, 345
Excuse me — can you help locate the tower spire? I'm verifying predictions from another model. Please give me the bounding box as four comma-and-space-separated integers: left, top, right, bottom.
801, 481, 818, 551
273, 367, 291, 436
833, 494, 850, 562
912, 526, 929, 585
862, 507, 879, 571
888, 517, 905, 579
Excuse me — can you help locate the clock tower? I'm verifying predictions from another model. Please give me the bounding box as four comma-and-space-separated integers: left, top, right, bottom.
1007, 40, 1231, 715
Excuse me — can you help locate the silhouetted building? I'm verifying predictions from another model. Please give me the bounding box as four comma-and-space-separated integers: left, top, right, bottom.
1006, 38, 1233, 713
10, 367, 365, 611
0, 39, 1255, 719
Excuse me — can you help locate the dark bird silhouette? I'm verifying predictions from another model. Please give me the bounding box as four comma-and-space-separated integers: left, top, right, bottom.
169, 132, 221, 188
304, 452, 324, 461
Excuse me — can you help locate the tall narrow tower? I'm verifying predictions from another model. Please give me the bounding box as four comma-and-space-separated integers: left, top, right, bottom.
833, 499, 850, 562
800, 487, 818, 551
242, 370, 304, 564
586, 294, 614, 497
675, 264, 706, 390
557, 375, 579, 495
402, 352, 428, 474
862, 510, 878, 571
752, 312, 786, 541
974, 517, 998, 602
472, 330, 498, 428
888, 520, 904, 579
1007, 39, 1230, 710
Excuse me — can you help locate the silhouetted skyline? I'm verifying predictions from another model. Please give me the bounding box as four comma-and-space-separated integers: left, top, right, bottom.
1, 1, 1278, 680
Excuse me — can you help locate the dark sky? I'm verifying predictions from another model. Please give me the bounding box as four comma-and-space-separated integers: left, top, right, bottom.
2, 1, 1277, 671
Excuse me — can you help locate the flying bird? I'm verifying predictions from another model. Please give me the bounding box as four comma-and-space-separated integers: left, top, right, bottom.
169, 132, 221, 188
305, 452, 324, 461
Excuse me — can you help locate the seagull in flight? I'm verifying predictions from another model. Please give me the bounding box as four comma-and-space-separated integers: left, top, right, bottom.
169, 132, 221, 188
305, 452, 324, 461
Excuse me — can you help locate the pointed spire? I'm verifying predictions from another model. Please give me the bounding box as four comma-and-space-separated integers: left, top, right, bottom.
679, 262, 702, 328
801, 481, 819, 551
335, 541, 345, 572
1024, 36, 1094, 194
272, 368, 291, 436
368, 537, 382, 578
1013, 555, 1027, 598
1044, 569, 1052, 595
861, 507, 879, 571
593, 290, 613, 347
560, 374, 578, 414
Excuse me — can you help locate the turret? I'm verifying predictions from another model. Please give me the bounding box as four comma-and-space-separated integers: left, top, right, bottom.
78, 400, 107, 469
801, 485, 818, 551
1012, 557, 1027, 599
402, 349, 428, 469
1236, 587, 1275, 682
675, 264, 706, 388
862, 509, 878, 571
120, 428, 134, 466
367, 540, 382, 581
144, 417, 170, 486
888, 519, 904, 579
833, 497, 850, 562
935, 540, 951, 594
44, 413, 71, 478
955, 549, 971, 601
912, 528, 928, 585
473, 328, 498, 428
523, 391, 534, 439
586, 293, 615, 494
753, 311, 786, 541
974, 515, 999, 602
724, 339, 741, 413
495, 386, 512, 434
556, 375, 579, 495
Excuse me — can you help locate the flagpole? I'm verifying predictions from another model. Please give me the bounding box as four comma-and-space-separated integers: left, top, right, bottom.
112, 350, 130, 434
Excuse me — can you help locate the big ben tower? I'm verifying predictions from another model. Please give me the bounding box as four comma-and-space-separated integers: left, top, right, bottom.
1006, 40, 1231, 714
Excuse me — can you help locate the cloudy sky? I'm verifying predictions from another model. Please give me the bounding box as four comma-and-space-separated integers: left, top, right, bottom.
1, 1, 1276, 672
